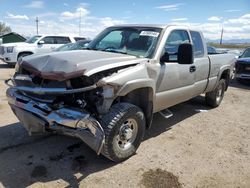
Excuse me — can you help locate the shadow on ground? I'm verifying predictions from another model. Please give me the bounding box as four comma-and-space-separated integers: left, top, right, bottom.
0, 96, 209, 188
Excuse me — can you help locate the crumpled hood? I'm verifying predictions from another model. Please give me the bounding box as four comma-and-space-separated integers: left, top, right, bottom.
20, 50, 144, 81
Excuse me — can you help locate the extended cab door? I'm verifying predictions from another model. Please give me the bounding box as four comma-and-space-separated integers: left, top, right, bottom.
36, 36, 71, 53
154, 29, 195, 112
189, 31, 210, 97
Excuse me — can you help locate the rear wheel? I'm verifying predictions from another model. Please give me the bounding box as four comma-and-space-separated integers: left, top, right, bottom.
101, 103, 145, 162
205, 79, 226, 107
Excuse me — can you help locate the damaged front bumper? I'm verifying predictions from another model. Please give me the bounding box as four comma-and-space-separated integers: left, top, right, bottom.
6, 88, 105, 155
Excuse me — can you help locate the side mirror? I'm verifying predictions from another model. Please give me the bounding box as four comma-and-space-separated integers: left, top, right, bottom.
178, 43, 193, 64
38, 40, 45, 45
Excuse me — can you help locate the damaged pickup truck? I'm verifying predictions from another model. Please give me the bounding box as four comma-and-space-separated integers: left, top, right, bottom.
6, 25, 235, 162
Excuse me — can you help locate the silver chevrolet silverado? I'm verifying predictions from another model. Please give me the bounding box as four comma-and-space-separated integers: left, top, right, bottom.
6, 25, 235, 162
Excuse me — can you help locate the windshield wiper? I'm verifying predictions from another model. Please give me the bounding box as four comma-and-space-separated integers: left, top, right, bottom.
103, 49, 127, 55
83, 47, 127, 55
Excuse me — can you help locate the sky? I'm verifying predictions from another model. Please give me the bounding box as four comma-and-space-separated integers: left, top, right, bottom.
0, 0, 250, 41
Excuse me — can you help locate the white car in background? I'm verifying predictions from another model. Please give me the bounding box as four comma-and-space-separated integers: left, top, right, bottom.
0, 35, 86, 65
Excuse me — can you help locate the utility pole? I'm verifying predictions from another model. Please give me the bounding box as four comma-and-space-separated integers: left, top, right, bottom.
220, 27, 224, 45
36, 17, 39, 35
79, 10, 81, 36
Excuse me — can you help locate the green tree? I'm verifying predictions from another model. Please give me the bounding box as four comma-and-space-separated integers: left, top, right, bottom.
0, 22, 11, 35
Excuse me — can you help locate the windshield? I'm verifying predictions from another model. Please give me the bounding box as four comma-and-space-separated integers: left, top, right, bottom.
241, 48, 250, 58
87, 27, 162, 58
25, 35, 41, 43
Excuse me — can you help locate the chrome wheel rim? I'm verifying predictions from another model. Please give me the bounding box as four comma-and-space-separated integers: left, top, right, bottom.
216, 85, 223, 103
115, 118, 138, 150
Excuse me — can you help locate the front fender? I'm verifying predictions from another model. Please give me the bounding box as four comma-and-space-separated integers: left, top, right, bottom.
116, 78, 155, 96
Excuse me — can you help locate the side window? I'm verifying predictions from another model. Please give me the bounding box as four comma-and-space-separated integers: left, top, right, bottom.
190, 31, 204, 57
55, 37, 71, 44
42, 37, 55, 44
165, 30, 190, 61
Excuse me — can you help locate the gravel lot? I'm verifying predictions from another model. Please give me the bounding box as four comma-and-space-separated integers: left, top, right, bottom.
0, 59, 249, 188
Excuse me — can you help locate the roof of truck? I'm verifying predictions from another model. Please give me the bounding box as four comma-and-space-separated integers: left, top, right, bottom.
111, 24, 202, 34
110, 24, 169, 29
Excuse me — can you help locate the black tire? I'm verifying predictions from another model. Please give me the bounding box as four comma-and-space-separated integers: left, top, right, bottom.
205, 79, 226, 108
100, 103, 145, 162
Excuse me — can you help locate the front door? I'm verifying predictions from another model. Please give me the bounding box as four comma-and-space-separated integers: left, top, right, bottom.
36, 36, 57, 54
154, 29, 195, 112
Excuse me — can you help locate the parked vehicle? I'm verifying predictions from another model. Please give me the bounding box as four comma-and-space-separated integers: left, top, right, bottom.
0, 35, 83, 65
235, 47, 250, 81
54, 40, 91, 52
6, 25, 235, 162
207, 46, 217, 54
216, 48, 229, 54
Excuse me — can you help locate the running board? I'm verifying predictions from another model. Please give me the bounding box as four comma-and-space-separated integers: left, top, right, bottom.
159, 109, 173, 119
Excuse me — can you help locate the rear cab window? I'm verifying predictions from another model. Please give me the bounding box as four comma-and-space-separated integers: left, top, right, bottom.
190, 31, 205, 58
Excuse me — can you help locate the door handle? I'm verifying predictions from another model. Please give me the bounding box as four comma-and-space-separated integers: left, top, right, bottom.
189, 66, 196, 73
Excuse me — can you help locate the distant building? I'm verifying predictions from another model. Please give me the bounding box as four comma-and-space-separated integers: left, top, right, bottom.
0, 32, 26, 44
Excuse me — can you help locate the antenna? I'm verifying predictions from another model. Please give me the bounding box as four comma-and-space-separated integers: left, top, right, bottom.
36, 17, 39, 35
220, 27, 223, 45
79, 10, 82, 36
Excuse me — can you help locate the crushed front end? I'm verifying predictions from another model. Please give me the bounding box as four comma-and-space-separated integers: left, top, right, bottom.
5, 64, 116, 155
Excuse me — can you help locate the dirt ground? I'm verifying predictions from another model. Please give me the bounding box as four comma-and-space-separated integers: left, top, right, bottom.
0, 59, 249, 188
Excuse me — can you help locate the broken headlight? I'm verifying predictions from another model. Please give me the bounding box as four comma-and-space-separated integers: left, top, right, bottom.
102, 85, 115, 98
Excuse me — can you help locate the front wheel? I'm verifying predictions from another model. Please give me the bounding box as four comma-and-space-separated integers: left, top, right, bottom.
205, 79, 226, 107
101, 103, 145, 162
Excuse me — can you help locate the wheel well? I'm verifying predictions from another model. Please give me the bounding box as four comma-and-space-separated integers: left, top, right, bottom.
220, 69, 230, 91
116, 88, 154, 129
18, 51, 33, 59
